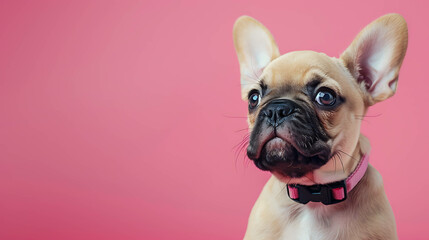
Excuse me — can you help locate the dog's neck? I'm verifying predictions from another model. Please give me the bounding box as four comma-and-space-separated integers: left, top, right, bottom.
302, 161, 373, 214
285, 134, 371, 206
339, 134, 371, 180
287, 153, 368, 205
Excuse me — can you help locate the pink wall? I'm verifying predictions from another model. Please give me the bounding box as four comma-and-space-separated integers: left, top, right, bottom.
1, 0, 428, 239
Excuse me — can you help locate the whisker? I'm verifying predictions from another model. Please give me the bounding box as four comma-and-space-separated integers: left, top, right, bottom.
239, 143, 250, 167
354, 113, 382, 122
232, 134, 249, 150
233, 141, 248, 160
236, 143, 249, 161
355, 114, 382, 118
222, 115, 248, 119
354, 117, 370, 123
338, 149, 359, 162
337, 152, 345, 173
333, 152, 338, 175
233, 132, 252, 168
235, 128, 250, 133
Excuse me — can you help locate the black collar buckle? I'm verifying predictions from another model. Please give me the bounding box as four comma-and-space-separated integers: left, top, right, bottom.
287, 180, 348, 205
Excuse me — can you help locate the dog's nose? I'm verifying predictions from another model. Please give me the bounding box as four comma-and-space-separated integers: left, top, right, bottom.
263, 99, 295, 127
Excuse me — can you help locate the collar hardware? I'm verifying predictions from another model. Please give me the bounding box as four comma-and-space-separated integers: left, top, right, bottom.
287, 180, 347, 205
286, 154, 369, 205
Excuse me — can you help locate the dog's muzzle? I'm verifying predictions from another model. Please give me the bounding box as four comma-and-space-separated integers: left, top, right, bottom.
247, 99, 331, 177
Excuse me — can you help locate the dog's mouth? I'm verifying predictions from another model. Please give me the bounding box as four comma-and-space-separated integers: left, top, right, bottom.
253, 137, 330, 178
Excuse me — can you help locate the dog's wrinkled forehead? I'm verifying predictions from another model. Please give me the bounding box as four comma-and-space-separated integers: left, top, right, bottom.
262, 51, 348, 90
244, 51, 356, 101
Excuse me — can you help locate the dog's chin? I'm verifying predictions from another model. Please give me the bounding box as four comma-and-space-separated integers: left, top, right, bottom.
255, 137, 327, 180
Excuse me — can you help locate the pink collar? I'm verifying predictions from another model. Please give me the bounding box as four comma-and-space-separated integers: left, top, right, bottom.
287, 154, 369, 205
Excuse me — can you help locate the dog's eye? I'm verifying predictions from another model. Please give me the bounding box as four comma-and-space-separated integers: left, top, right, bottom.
248, 91, 261, 109
315, 89, 336, 106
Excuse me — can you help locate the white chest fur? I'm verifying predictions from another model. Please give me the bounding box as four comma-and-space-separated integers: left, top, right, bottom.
278, 206, 347, 240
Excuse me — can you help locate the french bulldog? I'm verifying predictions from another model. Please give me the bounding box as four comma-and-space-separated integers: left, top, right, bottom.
233, 13, 407, 240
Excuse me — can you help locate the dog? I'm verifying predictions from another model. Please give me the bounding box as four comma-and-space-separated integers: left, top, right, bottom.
233, 13, 407, 240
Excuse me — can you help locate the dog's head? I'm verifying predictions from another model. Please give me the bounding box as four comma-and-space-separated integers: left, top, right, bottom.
233, 14, 407, 184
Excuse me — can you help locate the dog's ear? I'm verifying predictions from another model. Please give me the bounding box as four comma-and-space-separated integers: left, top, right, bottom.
340, 13, 408, 105
233, 16, 279, 99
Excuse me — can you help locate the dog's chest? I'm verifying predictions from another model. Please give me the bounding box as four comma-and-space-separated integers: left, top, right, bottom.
278, 208, 346, 240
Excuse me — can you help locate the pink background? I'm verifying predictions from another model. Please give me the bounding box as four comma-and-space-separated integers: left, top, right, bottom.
0, 0, 428, 239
